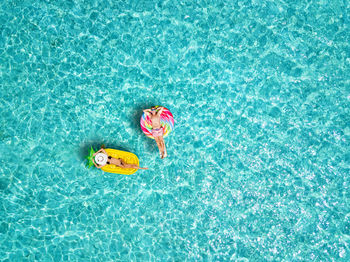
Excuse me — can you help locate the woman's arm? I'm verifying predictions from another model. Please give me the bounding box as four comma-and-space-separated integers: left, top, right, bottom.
93, 148, 103, 156
92, 158, 102, 169
101, 148, 107, 155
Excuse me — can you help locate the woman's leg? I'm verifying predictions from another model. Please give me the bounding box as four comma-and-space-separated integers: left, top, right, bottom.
119, 158, 148, 169
123, 163, 148, 170
119, 159, 147, 169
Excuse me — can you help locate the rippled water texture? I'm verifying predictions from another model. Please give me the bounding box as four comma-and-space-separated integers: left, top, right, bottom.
0, 0, 349, 261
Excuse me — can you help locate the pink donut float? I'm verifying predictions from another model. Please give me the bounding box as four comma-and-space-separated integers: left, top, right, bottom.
140, 106, 174, 139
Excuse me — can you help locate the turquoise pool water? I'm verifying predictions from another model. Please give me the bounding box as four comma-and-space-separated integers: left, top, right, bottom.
1, 0, 349, 260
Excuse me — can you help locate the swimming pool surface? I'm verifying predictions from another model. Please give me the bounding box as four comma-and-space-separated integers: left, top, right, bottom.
1, 0, 349, 261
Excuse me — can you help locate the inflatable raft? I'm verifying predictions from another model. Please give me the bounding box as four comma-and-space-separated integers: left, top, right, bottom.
86, 147, 140, 175
140, 106, 174, 139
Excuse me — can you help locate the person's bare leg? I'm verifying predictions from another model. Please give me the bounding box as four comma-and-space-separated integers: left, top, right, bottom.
123, 163, 148, 170
160, 137, 167, 158
154, 137, 164, 158
120, 159, 148, 170
157, 137, 165, 159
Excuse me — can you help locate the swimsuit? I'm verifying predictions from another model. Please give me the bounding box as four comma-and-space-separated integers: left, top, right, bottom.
106, 156, 124, 166
151, 127, 163, 137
